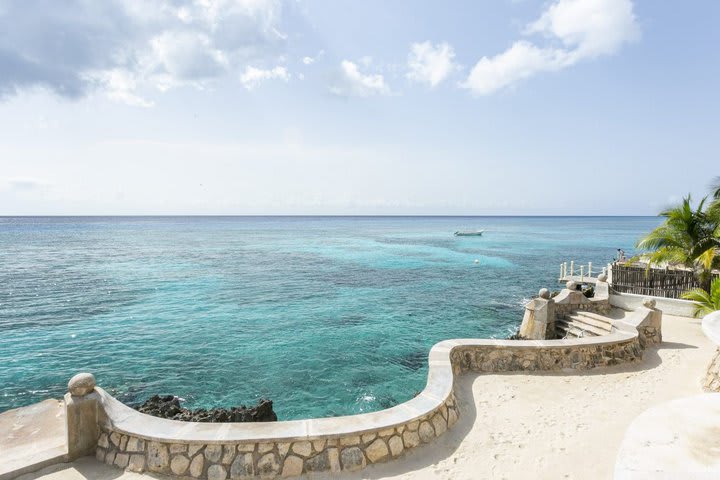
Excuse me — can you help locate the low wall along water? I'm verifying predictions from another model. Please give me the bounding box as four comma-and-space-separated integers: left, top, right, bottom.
59, 283, 663, 480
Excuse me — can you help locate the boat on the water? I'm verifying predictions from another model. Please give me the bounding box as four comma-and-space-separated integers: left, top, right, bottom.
454, 230, 484, 236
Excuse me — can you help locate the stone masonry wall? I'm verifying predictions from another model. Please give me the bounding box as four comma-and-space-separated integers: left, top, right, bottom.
94, 334, 646, 479
451, 339, 643, 374
95, 393, 459, 479
637, 325, 662, 348
704, 348, 720, 392
554, 301, 612, 318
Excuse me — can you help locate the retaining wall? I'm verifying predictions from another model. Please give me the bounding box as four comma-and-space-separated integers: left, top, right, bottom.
610, 293, 696, 317
81, 308, 659, 479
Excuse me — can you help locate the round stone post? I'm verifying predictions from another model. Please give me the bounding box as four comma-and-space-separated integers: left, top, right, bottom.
65, 373, 100, 461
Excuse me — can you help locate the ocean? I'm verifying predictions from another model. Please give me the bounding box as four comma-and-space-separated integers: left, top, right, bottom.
0, 216, 659, 419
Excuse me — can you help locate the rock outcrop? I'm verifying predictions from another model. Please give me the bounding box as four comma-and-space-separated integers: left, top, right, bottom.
135, 395, 277, 422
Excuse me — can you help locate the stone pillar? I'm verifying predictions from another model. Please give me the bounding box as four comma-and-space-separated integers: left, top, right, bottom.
637, 298, 663, 346
595, 273, 610, 300
519, 289, 556, 340
65, 372, 100, 461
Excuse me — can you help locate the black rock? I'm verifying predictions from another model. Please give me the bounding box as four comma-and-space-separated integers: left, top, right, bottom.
135, 395, 277, 422
507, 329, 527, 340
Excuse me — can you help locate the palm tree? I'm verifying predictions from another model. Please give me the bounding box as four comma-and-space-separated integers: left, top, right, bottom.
682, 278, 720, 317
709, 177, 720, 222
636, 195, 720, 291
712, 177, 720, 200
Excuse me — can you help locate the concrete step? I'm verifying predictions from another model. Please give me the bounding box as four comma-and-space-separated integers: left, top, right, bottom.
558, 318, 606, 337
572, 311, 615, 328
556, 321, 595, 339
0, 446, 67, 480
563, 314, 613, 335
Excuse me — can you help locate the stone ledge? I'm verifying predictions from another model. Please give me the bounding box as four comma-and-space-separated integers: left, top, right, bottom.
93, 309, 652, 479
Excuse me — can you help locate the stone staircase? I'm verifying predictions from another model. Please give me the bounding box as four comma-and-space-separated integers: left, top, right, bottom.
556, 311, 614, 339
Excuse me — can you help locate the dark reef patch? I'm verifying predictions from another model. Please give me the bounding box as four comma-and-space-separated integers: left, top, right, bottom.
135, 395, 277, 422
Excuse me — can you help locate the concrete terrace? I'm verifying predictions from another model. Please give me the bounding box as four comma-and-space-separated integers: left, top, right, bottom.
0, 400, 67, 480
7, 313, 720, 480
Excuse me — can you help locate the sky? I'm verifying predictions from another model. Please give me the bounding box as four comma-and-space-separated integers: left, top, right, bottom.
0, 0, 718, 215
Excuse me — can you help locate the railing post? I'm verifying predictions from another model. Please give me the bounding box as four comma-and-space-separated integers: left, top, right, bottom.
570, 260, 574, 277
563, 262, 567, 278
580, 265, 584, 282
560, 264, 563, 280
588, 262, 592, 277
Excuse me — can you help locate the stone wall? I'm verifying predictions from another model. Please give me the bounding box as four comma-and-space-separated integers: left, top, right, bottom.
94, 392, 459, 479
552, 284, 612, 318
64, 302, 659, 480
702, 311, 720, 392
519, 295, 555, 340
554, 300, 612, 317
520, 283, 613, 340
704, 348, 720, 392
450, 338, 643, 373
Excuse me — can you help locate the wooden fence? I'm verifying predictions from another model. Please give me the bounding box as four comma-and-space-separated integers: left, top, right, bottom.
610, 264, 720, 299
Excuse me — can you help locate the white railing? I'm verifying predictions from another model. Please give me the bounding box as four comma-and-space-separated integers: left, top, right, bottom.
560, 261, 611, 282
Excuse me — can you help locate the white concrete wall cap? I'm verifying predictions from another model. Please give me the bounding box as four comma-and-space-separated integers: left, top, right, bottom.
702, 310, 720, 346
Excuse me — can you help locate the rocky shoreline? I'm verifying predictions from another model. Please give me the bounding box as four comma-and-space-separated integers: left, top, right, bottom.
135, 395, 277, 422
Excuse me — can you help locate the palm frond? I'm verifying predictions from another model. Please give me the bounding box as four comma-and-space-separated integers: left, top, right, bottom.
682, 279, 720, 318
711, 176, 720, 200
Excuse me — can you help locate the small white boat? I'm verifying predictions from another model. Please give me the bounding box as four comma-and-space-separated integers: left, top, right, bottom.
454, 230, 484, 237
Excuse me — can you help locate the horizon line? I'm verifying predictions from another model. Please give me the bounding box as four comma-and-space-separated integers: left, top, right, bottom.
0, 214, 659, 218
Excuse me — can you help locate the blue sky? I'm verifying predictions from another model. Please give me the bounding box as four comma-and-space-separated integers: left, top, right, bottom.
0, 0, 718, 215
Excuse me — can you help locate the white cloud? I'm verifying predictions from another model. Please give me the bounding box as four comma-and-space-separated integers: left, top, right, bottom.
240, 66, 289, 90
87, 69, 154, 107
406, 41, 457, 87
330, 60, 391, 97
526, 0, 640, 57
149, 31, 229, 86
1, 177, 51, 191
0, 0, 286, 103
462, 0, 639, 95
359, 56, 373, 67
301, 50, 325, 66
463, 41, 570, 95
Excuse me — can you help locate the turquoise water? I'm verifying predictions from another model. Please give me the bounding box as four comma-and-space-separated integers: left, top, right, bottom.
0, 216, 659, 419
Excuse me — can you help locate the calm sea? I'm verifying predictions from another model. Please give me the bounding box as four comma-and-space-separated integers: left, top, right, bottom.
0, 216, 659, 419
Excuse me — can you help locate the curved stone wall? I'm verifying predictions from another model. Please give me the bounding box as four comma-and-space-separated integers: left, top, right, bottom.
95, 389, 459, 478
89, 308, 655, 479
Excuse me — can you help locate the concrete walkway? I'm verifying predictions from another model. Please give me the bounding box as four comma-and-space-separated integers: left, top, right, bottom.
0, 400, 67, 480
14, 457, 167, 480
